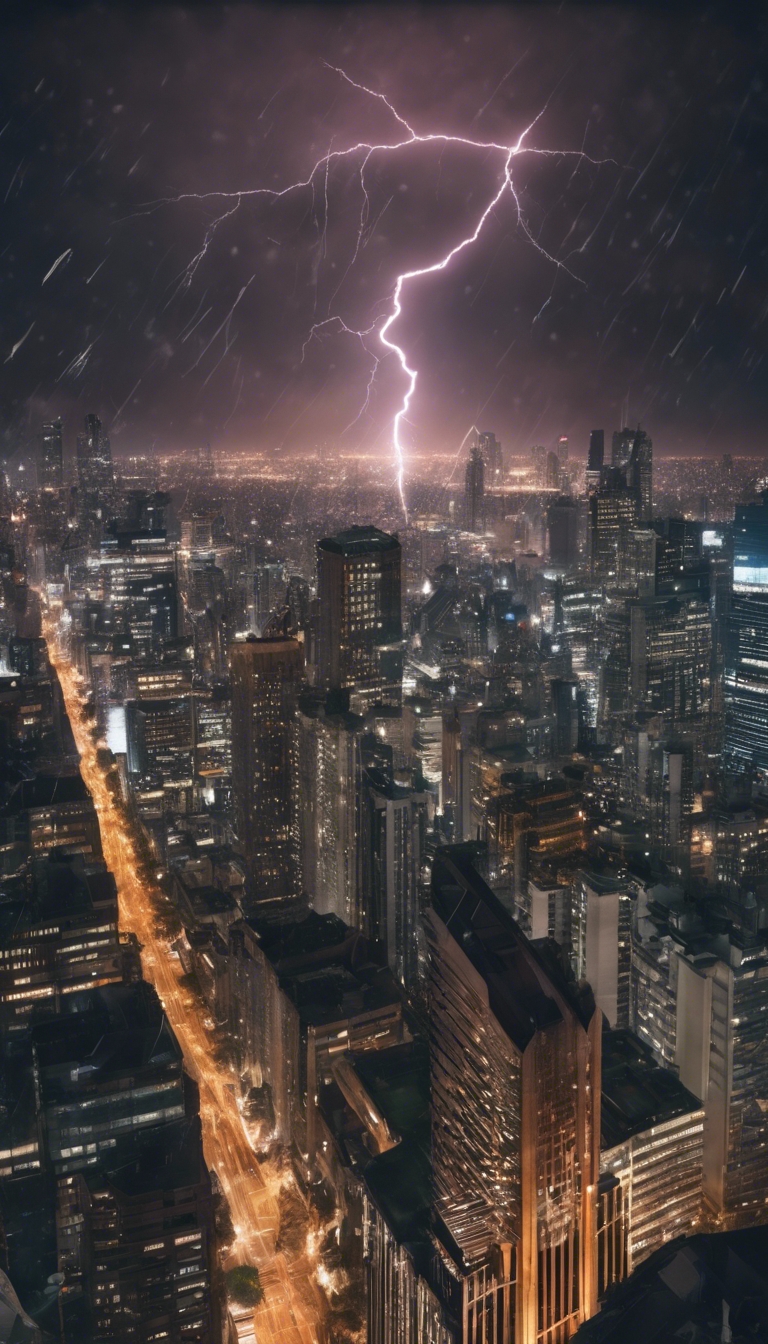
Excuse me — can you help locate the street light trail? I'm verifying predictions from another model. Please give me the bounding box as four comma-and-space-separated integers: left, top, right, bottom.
44, 617, 323, 1344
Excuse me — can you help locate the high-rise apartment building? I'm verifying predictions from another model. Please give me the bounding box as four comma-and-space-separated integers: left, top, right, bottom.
425, 848, 601, 1343
546, 450, 561, 491
589, 475, 640, 587
230, 634, 304, 917
40, 984, 216, 1343
464, 444, 485, 533
486, 775, 585, 928
628, 429, 653, 522
548, 496, 579, 569
297, 689, 366, 929
478, 430, 503, 485
629, 593, 712, 723
725, 492, 768, 773
316, 526, 402, 707
0, 851, 122, 1027
360, 764, 430, 993
33, 982, 187, 1176
587, 430, 604, 492
76, 414, 114, 527
57, 1117, 216, 1344
569, 868, 633, 1028
630, 883, 768, 1231
40, 419, 63, 490
612, 427, 652, 522
675, 930, 768, 1230
599, 1030, 703, 1291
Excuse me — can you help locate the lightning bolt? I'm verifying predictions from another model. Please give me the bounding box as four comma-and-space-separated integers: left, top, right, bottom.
154, 66, 618, 518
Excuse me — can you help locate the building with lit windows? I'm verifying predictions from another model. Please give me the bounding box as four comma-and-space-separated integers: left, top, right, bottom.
225, 911, 404, 1166
297, 688, 367, 929
464, 444, 485, 533
479, 430, 503, 486
598, 1030, 703, 1295
56, 1115, 216, 1344
75, 414, 114, 531
0, 772, 103, 862
230, 634, 304, 918
586, 430, 604, 492
628, 593, 711, 724
611, 428, 652, 522
317, 526, 402, 708
425, 848, 602, 1344
724, 492, 768, 773
315, 1039, 459, 1344
40, 419, 63, 491
589, 476, 640, 587
0, 851, 122, 1027
675, 930, 768, 1230
485, 775, 585, 930
46, 984, 216, 1343
569, 869, 633, 1029
360, 764, 430, 994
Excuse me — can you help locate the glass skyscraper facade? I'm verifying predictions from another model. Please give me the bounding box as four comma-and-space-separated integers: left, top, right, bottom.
725, 493, 768, 772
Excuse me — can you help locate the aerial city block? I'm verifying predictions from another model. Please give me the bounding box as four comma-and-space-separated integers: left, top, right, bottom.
0, 5, 767, 1344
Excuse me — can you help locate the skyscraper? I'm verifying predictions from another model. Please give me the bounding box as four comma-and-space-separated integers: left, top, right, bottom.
297, 688, 366, 929
360, 764, 429, 993
629, 592, 712, 723
548, 495, 579, 568
587, 430, 605, 492
464, 443, 485, 532
76, 413, 114, 527
589, 474, 640, 586
478, 430, 503, 485
40, 418, 63, 490
316, 526, 402, 707
612, 426, 653, 521
546, 449, 561, 490
725, 493, 768, 774
425, 848, 601, 1342
628, 429, 653, 522
230, 635, 304, 917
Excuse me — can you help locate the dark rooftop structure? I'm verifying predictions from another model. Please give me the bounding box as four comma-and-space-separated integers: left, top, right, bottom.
0, 851, 116, 943
248, 908, 360, 969
0, 772, 91, 814
283, 961, 401, 1030
573, 1227, 768, 1343
33, 981, 181, 1103
601, 1029, 703, 1150
317, 525, 401, 557
430, 846, 596, 1050
352, 1040, 432, 1245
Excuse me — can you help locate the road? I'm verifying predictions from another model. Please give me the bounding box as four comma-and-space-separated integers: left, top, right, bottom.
45, 624, 324, 1344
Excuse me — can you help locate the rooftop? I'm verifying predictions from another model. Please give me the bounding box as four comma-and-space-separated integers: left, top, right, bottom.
0, 852, 117, 944
318, 525, 400, 557
573, 1227, 768, 1343
430, 847, 596, 1050
0, 773, 91, 814
33, 982, 181, 1099
601, 1029, 703, 1149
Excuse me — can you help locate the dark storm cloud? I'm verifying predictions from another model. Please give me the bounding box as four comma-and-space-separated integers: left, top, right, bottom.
0, 2, 766, 464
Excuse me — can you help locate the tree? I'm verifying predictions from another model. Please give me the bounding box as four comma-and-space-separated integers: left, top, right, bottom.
225, 1264, 264, 1308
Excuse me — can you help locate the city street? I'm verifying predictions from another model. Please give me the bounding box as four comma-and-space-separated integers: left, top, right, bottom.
45, 625, 323, 1344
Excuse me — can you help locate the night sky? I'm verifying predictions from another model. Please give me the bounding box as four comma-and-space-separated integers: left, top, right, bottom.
1, 2, 767, 469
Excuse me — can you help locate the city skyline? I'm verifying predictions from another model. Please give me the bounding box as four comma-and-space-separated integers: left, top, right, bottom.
0, 4, 766, 473
3, 6, 768, 1344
